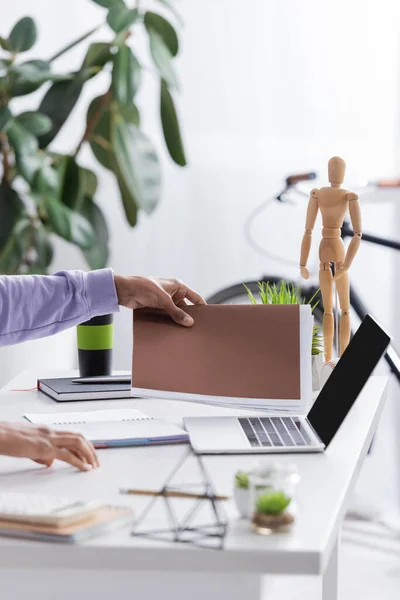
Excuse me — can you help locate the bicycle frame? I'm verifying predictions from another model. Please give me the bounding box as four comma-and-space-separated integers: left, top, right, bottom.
341, 219, 400, 381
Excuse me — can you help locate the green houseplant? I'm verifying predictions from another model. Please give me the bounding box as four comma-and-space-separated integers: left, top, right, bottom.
251, 490, 294, 534
245, 281, 324, 389
0, 0, 186, 274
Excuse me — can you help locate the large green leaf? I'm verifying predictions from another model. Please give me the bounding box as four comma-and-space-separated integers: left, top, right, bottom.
82, 42, 113, 71
146, 27, 178, 89
112, 45, 141, 106
0, 183, 24, 251
38, 43, 112, 148
80, 196, 109, 269
38, 79, 84, 148
160, 79, 186, 166
107, 6, 138, 33
45, 198, 94, 249
0, 37, 11, 52
92, 0, 124, 7
13, 217, 33, 256
33, 164, 59, 195
87, 99, 138, 225
7, 119, 44, 184
59, 156, 85, 210
8, 60, 52, 97
0, 106, 11, 132
144, 12, 179, 57
7, 120, 37, 154
81, 167, 98, 197
112, 118, 161, 216
116, 176, 138, 226
87, 95, 115, 171
16, 111, 52, 135
9, 17, 37, 53
9, 60, 50, 79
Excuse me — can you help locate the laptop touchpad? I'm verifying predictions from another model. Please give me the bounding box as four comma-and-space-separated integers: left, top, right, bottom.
184, 417, 249, 451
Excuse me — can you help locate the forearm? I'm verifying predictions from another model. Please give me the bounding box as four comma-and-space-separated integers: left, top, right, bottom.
300, 232, 312, 267
0, 269, 119, 346
343, 234, 362, 269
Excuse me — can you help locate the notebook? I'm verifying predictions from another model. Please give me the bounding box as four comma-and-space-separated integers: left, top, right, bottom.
25, 409, 189, 448
131, 304, 313, 412
0, 505, 134, 543
37, 377, 132, 402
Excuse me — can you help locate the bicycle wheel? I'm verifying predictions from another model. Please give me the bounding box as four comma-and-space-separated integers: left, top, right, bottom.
206, 276, 324, 326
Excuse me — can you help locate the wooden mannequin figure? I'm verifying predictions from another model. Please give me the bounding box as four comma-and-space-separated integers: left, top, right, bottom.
300, 157, 362, 362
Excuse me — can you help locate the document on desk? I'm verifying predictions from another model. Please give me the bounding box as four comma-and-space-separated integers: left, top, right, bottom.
132, 304, 313, 413
25, 409, 189, 448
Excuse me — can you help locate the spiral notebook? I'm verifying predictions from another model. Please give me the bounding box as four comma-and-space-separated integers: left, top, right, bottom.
24, 409, 189, 449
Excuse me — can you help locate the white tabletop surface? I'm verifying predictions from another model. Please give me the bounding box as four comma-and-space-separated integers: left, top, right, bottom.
0, 370, 388, 576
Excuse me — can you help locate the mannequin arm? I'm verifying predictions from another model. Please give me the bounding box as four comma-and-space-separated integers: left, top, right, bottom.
333, 193, 362, 281
300, 190, 319, 279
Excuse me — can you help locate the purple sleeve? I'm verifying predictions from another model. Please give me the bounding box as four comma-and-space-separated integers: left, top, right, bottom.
0, 268, 119, 346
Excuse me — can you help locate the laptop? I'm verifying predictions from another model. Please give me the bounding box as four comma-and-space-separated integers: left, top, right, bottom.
184, 315, 390, 454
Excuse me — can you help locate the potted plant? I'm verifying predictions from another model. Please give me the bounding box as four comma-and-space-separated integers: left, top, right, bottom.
233, 470, 251, 518
251, 490, 294, 534
0, 0, 186, 274
245, 281, 324, 390
0, 2, 186, 383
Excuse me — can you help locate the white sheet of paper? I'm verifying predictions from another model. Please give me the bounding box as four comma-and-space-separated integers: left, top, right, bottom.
24, 408, 151, 426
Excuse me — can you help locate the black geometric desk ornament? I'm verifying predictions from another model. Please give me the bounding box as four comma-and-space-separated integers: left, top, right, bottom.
131, 447, 228, 549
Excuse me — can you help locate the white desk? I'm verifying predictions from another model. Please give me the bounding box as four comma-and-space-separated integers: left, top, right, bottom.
0, 371, 388, 600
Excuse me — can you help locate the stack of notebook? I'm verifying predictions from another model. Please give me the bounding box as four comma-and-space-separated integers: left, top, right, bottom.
0, 492, 134, 543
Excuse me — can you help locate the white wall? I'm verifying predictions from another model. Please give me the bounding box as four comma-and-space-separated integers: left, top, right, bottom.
2, 0, 400, 506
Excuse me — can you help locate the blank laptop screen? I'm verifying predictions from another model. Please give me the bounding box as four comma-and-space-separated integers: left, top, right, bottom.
307, 315, 390, 447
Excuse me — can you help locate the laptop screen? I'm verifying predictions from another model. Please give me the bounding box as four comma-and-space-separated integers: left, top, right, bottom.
307, 315, 390, 447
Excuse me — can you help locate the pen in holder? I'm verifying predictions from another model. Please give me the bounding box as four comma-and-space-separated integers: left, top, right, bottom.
77, 314, 114, 377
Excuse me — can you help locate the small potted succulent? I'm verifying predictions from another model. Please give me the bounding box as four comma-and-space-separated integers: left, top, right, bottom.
251, 490, 294, 534
245, 281, 324, 390
233, 470, 251, 518
248, 462, 299, 534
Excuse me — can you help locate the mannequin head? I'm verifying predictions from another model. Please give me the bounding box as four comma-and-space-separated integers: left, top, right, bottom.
328, 157, 346, 187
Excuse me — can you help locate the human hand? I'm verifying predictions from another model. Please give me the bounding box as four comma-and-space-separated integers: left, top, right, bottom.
300, 266, 310, 280
0, 423, 99, 471
333, 266, 348, 281
114, 276, 206, 327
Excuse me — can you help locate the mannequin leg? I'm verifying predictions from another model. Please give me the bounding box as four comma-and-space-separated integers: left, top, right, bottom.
335, 262, 350, 355
319, 262, 334, 362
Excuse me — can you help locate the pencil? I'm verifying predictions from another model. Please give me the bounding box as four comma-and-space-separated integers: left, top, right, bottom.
120, 488, 229, 501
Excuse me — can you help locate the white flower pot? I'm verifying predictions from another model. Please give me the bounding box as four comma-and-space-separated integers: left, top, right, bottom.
233, 487, 251, 519
312, 353, 324, 391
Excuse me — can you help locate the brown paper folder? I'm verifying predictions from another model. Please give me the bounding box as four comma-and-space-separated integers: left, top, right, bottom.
132, 304, 312, 411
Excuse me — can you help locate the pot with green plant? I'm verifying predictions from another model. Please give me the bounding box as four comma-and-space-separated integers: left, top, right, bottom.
0, 0, 186, 274
233, 470, 251, 518
245, 281, 324, 391
251, 490, 294, 534
249, 463, 299, 535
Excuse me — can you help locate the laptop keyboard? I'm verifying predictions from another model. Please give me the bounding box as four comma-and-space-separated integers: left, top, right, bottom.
238, 416, 315, 448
